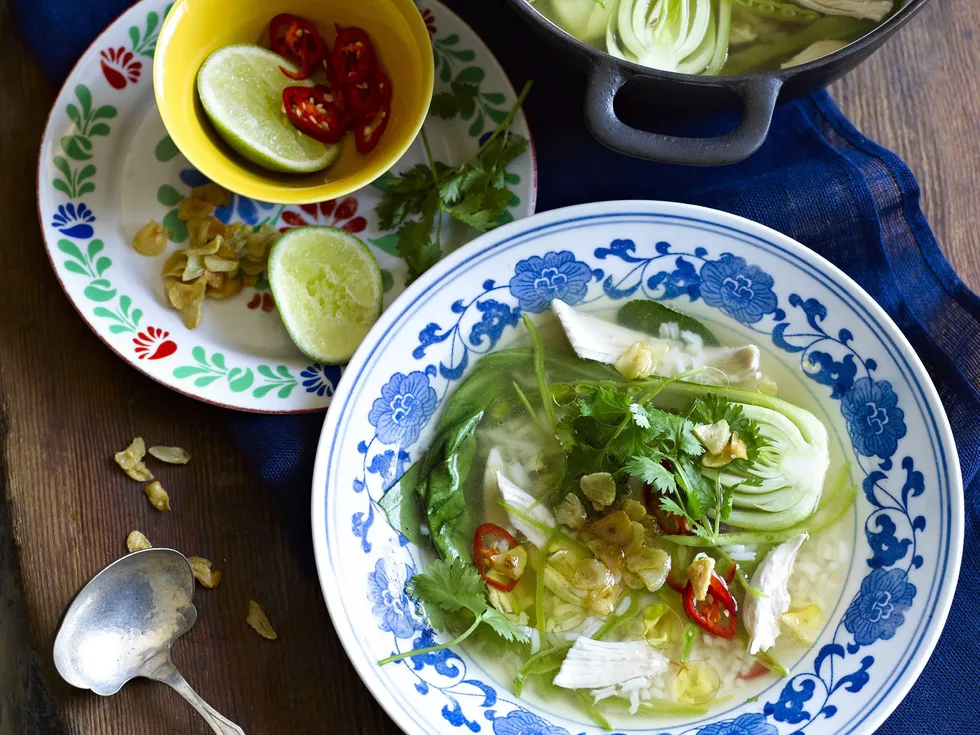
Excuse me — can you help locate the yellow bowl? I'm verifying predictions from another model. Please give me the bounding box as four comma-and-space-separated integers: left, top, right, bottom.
153, 0, 433, 204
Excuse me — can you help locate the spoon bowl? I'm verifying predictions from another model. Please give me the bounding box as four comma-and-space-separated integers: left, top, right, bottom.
54, 548, 244, 734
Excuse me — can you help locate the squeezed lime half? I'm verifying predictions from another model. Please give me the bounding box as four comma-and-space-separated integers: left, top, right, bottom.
268, 227, 383, 364
197, 44, 341, 173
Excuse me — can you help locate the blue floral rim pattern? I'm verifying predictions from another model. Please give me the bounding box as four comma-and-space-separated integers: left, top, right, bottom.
314, 208, 958, 735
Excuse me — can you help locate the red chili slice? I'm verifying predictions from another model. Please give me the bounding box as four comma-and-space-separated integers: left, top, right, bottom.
269, 13, 326, 80
345, 68, 392, 119
739, 662, 770, 681
332, 26, 375, 84
723, 561, 738, 585
474, 522, 519, 592
282, 86, 346, 144
353, 95, 390, 153
683, 572, 738, 639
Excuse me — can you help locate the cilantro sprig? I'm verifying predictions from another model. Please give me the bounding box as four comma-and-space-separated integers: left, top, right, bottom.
376, 82, 532, 281
556, 380, 766, 540
378, 558, 528, 666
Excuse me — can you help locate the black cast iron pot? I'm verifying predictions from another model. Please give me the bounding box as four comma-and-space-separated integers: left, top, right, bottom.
505, 0, 930, 165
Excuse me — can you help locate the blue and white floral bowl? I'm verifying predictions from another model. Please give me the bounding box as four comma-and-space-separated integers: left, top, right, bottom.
311, 201, 962, 735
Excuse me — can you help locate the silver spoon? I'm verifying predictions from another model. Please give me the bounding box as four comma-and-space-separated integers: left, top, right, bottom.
53, 548, 244, 734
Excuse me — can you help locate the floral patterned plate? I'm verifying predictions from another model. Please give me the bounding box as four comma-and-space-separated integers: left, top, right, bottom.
312, 201, 962, 735
37, 0, 535, 412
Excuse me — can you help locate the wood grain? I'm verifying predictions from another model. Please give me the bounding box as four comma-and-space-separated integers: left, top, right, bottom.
0, 0, 977, 734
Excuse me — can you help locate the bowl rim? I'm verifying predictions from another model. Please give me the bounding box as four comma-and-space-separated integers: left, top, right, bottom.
151, 0, 435, 204
311, 199, 963, 735
505, 0, 932, 86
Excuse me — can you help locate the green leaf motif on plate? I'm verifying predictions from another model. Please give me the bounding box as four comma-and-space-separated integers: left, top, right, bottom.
369, 233, 401, 256
428, 63, 509, 136
432, 33, 477, 84
54, 85, 115, 194
84, 278, 117, 302
172, 351, 300, 399
155, 135, 180, 162
130, 9, 162, 57
93, 293, 142, 335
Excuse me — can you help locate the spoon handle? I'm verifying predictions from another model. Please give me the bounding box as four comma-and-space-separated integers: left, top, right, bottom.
149, 658, 245, 735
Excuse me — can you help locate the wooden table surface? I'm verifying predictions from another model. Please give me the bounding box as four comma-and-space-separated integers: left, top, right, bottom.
1, 1, 978, 734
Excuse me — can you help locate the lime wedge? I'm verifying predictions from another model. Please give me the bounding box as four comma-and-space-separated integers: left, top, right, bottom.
197, 44, 341, 173
268, 227, 383, 364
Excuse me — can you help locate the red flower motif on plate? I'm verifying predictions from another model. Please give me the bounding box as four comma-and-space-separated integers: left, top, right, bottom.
422, 8, 437, 35
100, 47, 142, 89
133, 327, 177, 360
247, 293, 276, 312
280, 197, 367, 234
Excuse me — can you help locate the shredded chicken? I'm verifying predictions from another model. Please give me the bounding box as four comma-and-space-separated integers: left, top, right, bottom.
553, 637, 669, 689
742, 532, 809, 654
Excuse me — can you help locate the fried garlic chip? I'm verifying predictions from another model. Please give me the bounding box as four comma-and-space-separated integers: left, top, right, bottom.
191, 182, 231, 207
247, 600, 278, 640
182, 254, 205, 282
239, 258, 267, 276
133, 221, 168, 256
166, 276, 207, 329
184, 238, 221, 257
206, 216, 229, 239
187, 218, 211, 250
144, 481, 171, 511
204, 255, 238, 273
188, 557, 222, 589
204, 270, 225, 291
148, 445, 190, 464
177, 197, 216, 221
126, 531, 152, 552
161, 251, 188, 279
115, 437, 154, 482
208, 277, 243, 299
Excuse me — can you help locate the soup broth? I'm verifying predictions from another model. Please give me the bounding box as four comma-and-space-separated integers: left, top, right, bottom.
379, 299, 858, 727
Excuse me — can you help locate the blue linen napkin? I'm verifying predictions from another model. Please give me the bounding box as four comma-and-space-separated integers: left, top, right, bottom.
15, 0, 980, 731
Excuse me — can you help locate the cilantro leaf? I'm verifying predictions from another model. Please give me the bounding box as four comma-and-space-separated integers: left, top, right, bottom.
721, 487, 736, 521
393, 191, 442, 281
481, 609, 530, 643
408, 557, 487, 618
626, 455, 676, 494
689, 395, 767, 462
381, 557, 528, 666
578, 385, 631, 422
674, 457, 714, 518
675, 419, 705, 457
658, 496, 692, 522
629, 402, 651, 429
430, 81, 479, 120
373, 82, 532, 281
375, 163, 434, 230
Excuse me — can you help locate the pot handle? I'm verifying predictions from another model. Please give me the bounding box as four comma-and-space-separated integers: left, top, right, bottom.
584, 61, 783, 166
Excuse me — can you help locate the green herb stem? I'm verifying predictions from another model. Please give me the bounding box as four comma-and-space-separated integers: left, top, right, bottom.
524, 314, 557, 429
681, 622, 698, 664
378, 613, 484, 665
498, 500, 590, 556
593, 591, 642, 641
